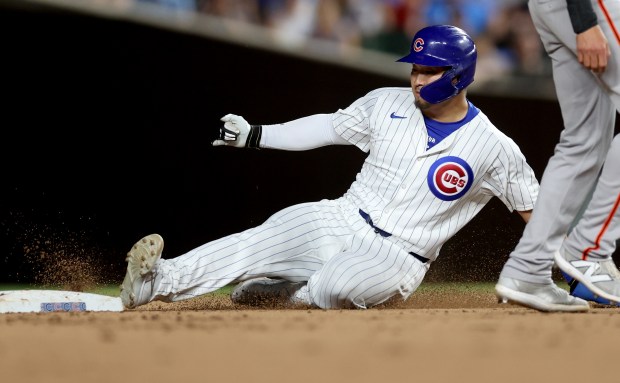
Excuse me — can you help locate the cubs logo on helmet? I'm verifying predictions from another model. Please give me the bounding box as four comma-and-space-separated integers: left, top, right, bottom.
413, 38, 424, 52
427, 156, 474, 201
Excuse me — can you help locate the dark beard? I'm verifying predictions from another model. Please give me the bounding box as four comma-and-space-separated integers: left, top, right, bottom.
414, 97, 430, 110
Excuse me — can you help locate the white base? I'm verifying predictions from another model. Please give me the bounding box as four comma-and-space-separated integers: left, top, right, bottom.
0, 290, 124, 313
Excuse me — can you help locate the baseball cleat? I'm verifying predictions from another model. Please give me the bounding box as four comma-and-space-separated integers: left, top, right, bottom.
554, 248, 620, 305
495, 276, 589, 312
231, 277, 307, 307
119, 234, 164, 309
561, 271, 620, 306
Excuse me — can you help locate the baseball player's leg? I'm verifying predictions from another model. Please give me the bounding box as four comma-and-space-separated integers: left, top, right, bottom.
302, 226, 428, 309
500, 0, 615, 284
229, 277, 308, 306
555, 135, 620, 303
121, 199, 354, 308
120, 234, 164, 308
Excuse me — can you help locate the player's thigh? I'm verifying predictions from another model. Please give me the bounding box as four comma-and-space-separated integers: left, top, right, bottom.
256, 199, 356, 254
238, 201, 357, 281
170, 200, 352, 274
307, 229, 428, 309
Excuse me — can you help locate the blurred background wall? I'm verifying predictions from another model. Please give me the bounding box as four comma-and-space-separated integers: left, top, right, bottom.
0, 0, 615, 286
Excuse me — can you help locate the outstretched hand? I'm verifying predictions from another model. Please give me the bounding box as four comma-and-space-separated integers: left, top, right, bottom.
212, 114, 251, 148
576, 25, 610, 74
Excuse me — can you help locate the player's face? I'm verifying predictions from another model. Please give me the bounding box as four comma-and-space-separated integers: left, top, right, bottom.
411, 65, 446, 109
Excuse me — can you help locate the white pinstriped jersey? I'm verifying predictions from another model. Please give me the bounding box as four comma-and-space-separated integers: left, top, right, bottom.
333, 87, 538, 260
138, 86, 539, 309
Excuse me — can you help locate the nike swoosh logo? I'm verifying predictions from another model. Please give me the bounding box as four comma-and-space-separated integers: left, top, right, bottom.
390, 112, 407, 119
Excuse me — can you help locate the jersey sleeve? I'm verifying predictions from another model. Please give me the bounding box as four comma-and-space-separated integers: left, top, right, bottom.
260, 114, 350, 150
566, 0, 598, 34
332, 89, 383, 153
482, 136, 539, 212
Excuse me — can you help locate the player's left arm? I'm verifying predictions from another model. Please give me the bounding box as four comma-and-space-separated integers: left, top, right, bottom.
261, 114, 350, 150
213, 113, 350, 150
482, 135, 539, 219
567, 0, 610, 73
517, 209, 532, 223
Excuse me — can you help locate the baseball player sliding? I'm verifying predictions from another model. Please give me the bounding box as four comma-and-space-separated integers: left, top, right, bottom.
119, 25, 586, 310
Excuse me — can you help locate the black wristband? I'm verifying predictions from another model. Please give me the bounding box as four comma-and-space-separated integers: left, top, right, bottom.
245, 125, 262, 149
567, 0, 598, 34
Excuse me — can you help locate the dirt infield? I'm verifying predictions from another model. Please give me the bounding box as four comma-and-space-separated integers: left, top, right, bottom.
2, 287, 620, 383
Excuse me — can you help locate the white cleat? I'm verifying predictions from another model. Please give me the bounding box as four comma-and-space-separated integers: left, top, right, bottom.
554, 248, 620, 305
119, 234, 164, 309
495, 276, 589, 312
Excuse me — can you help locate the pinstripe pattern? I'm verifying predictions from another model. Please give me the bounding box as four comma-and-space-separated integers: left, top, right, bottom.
144, 87, 537, 309
153, 200, 356, 301
307, 224, 428, 308
334, 87, 538, 260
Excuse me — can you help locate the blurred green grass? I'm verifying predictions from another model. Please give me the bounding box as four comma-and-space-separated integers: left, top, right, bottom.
0, 281, 569, 297
0, 284, 235, 297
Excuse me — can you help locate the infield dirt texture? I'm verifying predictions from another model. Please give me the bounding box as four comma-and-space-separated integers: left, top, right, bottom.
2, 3, 620, 382
1, 286, 619, 383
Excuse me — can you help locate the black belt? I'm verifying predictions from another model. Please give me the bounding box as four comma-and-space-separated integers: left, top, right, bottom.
358, 209, 429, 264
359, 209, 391, 237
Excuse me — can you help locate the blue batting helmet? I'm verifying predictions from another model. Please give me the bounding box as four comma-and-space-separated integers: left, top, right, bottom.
397, 25, 477, 104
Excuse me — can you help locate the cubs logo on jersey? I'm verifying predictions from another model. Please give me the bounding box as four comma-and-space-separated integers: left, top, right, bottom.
427, 156, 474, 201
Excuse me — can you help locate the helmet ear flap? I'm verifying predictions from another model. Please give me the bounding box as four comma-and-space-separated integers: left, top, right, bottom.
420, 68, 460, 104
454, 63, 475, 91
